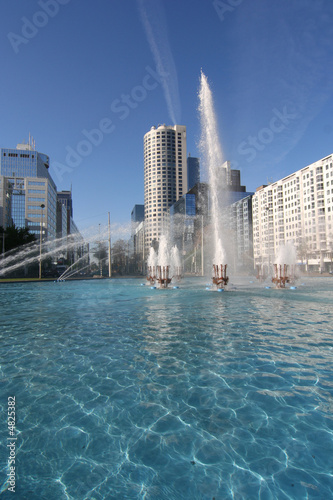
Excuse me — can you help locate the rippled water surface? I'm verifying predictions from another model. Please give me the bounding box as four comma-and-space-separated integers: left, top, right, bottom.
0, 277, 333, 499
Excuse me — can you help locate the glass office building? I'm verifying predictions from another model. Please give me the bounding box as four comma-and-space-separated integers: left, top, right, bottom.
0, 143, 57, 239
187, 155, 200, 191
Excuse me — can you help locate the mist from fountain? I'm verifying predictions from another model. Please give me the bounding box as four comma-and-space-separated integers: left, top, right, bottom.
170, 245, 181, 277
275, 241, 297, 266
147, 247, 157, 270
198, 70, 227, 267
157, 234, 169, 267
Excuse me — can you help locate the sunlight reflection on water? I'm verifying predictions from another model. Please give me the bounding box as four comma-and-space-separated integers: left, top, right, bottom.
0, 277, 332, 499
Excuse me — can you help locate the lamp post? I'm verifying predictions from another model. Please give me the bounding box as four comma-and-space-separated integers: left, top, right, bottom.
39, 204, 45, 279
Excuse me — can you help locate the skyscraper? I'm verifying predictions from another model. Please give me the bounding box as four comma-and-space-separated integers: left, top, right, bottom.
144, 124, 187, 249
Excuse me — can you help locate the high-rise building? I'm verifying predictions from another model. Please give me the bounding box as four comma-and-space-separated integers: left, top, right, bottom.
187, 154, 200, 191
252, 154, 333, 272
0, 142, 57, 239
144, 124, 187, 249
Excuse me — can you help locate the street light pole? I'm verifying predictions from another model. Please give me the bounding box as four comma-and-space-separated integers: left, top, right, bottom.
39, 204, 45, 279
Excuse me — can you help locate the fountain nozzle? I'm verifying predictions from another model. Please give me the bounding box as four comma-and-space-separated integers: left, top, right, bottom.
212, 264, 229, 289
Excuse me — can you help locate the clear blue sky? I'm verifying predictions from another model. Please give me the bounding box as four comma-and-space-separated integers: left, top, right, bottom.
1, 0, 333, 234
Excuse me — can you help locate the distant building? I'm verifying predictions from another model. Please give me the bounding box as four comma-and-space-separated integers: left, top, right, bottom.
132, 221, 145, 274
144, 124, 187, 249
0, 142, 57, 239
169, 193, 196, 252
187, 154, 200, 191
56, 201, 68, 240
252, 154, 333, 272
228, 194, 254, 268
131, 204, 144, 223
57, 190, 73, 217
168, 166, 253, 271
57, 189, 85, 263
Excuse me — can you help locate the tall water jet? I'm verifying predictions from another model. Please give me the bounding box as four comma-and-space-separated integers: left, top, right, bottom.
198, 71, 229, 287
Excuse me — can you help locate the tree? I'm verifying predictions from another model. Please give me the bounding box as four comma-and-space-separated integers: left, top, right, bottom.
0, 225, 38, 278
112, 239, 127, 275
0, 225, 36, 254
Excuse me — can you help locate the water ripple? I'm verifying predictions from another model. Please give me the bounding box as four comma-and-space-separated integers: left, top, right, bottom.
0, 278, 332, 499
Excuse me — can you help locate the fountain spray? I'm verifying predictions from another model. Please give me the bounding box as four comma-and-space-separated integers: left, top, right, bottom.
198, 70, 229, 288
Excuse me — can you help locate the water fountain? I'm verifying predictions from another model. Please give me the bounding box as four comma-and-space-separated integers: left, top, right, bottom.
212, 264, 229, 290
146, 235, 181, 288
272, 264, 291, 288
0, 233, 85, 279
198, 70, 229, 289
272, 242, 297, 288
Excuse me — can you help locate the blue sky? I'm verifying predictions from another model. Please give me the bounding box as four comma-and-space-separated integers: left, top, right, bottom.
1, 0, 333, 233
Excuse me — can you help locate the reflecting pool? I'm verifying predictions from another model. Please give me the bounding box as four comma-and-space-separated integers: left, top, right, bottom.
0, 277, 333, 499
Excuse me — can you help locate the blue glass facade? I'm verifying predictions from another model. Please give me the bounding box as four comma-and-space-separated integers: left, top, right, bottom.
131, 204, 144, 223
187, 156, 200, 190
170, 193, 196, 217
0, 147, 57, 239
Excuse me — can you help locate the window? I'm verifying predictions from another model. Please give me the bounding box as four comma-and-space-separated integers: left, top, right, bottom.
28, 181, 45, 186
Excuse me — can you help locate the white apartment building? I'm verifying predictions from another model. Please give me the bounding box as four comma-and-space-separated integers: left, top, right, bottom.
144, 124, 187, 249
253, 154, 333, 271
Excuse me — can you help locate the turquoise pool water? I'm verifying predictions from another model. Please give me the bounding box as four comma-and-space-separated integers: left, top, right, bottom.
0, 277, 333, 499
